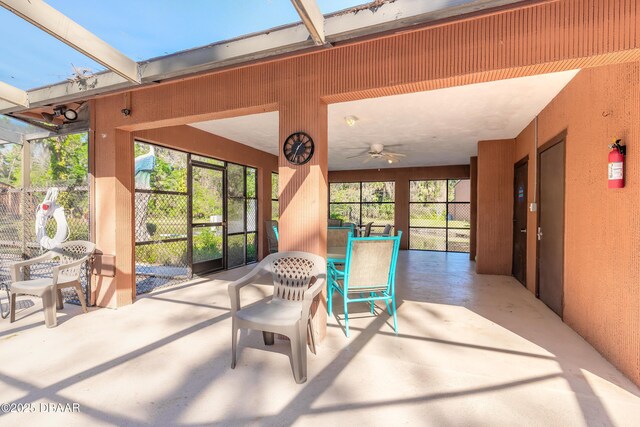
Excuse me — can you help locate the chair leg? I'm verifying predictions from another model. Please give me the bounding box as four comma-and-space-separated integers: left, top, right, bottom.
262, 331, 275, 346
327, 281, 333, 316
343, 297, 350, 338
370, 292, 375, 314
391, 295, 398, 335
56, 288, 64, 310
9, 292, 16, 323
290, 333, 304, 384
231, 319, 239, 369
384, 298, 392, 315
42, 288, 57, 328
75, 285, 88, 313
298, 329, 308, 383
307, 318, 316, 355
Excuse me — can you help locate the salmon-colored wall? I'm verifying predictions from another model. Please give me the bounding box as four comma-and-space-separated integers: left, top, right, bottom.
514, 61, 640, 385
476, 139, 515, 275
329, 165, 470, 250
133, 125, 279, 260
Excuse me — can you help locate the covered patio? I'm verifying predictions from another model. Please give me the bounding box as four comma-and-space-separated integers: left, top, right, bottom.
1, 251, 638, 425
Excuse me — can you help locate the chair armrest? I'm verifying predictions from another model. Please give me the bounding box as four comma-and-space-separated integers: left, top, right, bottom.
51, 256, 89, 285
9, 252, 54, 282
228, 267, 267, 313
327, 262, 344, 277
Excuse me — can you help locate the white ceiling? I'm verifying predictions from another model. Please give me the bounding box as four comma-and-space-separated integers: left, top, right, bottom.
189, 70, 579, 170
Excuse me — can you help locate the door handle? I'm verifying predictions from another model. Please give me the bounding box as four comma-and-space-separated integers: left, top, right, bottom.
537, 227, 543, 241
520, 229, 527, 233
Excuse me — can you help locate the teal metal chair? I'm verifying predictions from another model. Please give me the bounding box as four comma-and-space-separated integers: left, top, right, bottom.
327, 232, 402, 337
265, 220, 278, 253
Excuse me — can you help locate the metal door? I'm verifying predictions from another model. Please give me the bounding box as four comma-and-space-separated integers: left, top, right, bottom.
190, 161, 226, 275
512, 159, 528, 286
537, 140, 565, 317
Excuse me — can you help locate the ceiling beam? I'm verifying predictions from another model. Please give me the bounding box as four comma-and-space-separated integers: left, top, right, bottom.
290, 0, 326, 45
0, 81, 29, 108
0, 0, 140, 84
0, 0, 529, 114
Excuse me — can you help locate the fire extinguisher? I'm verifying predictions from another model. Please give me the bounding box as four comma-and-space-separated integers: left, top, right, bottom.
608, 139, 626, 189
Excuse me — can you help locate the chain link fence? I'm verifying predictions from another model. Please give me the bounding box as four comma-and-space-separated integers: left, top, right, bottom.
134, 189, 190, 295
0, 185, 90, 305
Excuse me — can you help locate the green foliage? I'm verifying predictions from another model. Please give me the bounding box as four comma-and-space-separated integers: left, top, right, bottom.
410, 180, 446, 202
329, 182, 395, 226
193, 228, 223, 263
0, 143, 22, 187
136, 242, 188, 266
30, 134, 88, 187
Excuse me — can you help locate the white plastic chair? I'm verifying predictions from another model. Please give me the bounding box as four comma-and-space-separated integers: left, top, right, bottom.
228, 251, 326, 384
9, 241, 96, 328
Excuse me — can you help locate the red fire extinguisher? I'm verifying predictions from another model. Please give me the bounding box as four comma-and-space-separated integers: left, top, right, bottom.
608, 139, 626, 189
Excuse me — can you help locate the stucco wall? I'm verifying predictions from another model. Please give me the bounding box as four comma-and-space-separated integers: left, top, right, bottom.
515, 61, 640, 385
476, 139, 515, 275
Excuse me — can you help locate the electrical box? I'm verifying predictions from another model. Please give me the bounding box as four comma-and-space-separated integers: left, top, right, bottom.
529, 202, 537, 212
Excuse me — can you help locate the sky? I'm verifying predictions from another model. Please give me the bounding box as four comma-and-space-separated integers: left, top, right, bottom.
0, 1, 365, 90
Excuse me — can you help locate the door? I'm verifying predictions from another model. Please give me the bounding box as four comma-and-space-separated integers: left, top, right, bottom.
537, 140, 565, 317
190, 162, 226, 275
512, 159, 528, 286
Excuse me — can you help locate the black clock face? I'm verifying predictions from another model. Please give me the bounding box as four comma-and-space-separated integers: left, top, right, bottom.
283, 132, 314, 165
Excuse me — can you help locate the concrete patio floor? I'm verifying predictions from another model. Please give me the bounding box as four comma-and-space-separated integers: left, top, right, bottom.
0, 251, 639, 426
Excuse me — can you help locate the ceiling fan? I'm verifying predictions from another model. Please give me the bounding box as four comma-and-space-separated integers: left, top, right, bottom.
346, 143, 406, 164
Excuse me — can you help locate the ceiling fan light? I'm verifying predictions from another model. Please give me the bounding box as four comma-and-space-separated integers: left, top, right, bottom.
388, 159, 393, 164
344, 115, 358, 127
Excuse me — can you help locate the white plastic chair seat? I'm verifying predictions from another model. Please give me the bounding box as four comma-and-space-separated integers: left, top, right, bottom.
236, 300, 303, 328
10, 278, 54, 297
9, 240, 95, 328
228, 251, 326, 384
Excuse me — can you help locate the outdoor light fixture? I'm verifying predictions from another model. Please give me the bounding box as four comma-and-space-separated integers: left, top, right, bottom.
344, 116, 358, 127
42, 105, 78, 123
62, 108, 78, 121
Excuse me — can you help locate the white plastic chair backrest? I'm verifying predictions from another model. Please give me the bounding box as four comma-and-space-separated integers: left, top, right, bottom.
266, 252, 325, 302
50, 241, 96, 280
382, 224, 392, 235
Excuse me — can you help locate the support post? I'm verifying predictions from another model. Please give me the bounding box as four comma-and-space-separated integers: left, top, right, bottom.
278, 95, 328, 340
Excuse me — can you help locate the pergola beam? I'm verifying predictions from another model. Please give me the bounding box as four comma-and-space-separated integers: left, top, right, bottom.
0, 81, 29, 108
0, 126, 22, 145
0, 0, 140, 84
290, 0, 326, 45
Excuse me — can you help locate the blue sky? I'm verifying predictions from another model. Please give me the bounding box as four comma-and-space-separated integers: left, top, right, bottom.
0, 1, 363, 90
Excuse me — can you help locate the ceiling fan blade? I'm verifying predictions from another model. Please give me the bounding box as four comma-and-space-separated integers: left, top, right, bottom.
363, 156, 373, 164
384, 152, 406, 157
346, 151, 370, 159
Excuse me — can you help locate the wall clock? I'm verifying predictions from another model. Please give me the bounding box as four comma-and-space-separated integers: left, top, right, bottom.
283, 132, 314, 165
